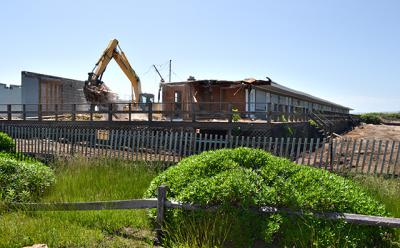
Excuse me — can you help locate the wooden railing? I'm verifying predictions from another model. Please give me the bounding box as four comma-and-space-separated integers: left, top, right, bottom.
0, 102, 351, 123
10, 185, 400, 245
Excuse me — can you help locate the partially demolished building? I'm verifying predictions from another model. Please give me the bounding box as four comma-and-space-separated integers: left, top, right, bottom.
161, 78, 351, 119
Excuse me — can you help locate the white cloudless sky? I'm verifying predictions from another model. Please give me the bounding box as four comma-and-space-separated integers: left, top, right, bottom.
0, 0, 399, 113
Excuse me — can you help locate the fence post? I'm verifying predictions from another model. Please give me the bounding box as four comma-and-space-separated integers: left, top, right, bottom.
191, 102, 196, 122
267, 103, 272, 123
72, 104, 76, 121
108, 103, 113, 122
148, 102, 153, 122
228, 103, 233, 123
55, 104, 58, 121
128, 103, 132, 122
38, 104, 42, 121
7, 104, 11, 121
155, 185, 168, 245
90, 104, 94, 121
22, 104, 26, 121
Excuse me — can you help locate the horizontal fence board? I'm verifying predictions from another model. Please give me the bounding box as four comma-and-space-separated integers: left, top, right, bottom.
12, 197, 400, 228
11, 199, 158, 211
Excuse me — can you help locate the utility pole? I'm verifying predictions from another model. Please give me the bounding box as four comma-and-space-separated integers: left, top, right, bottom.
169, 59, 172, 83
153, 65, 165, 103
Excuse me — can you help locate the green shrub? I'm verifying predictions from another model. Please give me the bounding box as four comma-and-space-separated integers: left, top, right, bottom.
359, 113, 382, 124
0, 156, 55, 203
0, 132, 15, 152
145, 148, 395, 247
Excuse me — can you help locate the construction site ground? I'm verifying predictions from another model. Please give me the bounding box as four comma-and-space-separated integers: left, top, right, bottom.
341, 124, 400, 141
304, 124, 400, 176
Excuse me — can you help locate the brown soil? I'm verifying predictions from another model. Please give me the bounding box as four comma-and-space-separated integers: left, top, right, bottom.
341, 124, 400, 141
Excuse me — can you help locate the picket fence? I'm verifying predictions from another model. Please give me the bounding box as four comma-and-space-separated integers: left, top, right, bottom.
0, 125, 399, 177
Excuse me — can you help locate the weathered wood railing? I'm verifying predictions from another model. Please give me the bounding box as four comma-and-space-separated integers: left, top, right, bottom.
9, 185, 400, 245
0, 102, 352, 124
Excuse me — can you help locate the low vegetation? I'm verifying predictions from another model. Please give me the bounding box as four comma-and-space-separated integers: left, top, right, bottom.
0, 132, 15, 153
359, 112, 400, 124
145, 147, 397, 247
0, 154, 55, 203
0, 158, 159, 247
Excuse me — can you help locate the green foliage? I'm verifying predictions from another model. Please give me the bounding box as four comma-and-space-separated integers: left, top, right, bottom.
145, 148, 395, 247
231, 107, 241, 122
0, 158, 159, 247
0, 156, 55, 203
277, 116, 294, 136
0, 132, 15, 152
308, 119, 318, 127
359, 113, 382, 124
359, 112, 400, 124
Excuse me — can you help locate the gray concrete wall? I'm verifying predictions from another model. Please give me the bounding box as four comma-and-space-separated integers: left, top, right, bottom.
0, 83, 22, 113
21, 72, 40, 112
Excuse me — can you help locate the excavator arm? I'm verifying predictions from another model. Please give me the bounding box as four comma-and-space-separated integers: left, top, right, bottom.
84, 39, 144, 103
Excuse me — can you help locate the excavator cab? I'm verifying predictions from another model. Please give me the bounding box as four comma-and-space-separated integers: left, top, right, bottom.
139, 93, 154, 104
138, 93, 155, 111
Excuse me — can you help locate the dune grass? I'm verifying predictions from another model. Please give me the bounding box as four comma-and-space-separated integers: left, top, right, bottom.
351, 175, 400, 217
0, 157, 161, 248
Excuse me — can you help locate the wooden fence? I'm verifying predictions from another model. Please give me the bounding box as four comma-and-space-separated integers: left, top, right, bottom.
10, 185, 400, 245
0, 124, 399, 177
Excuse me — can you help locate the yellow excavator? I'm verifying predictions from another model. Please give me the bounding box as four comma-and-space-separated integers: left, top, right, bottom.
84, 39, 154, 105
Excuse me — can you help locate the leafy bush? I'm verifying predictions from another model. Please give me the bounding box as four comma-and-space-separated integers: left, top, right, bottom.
145, 148, 395, 247
359, 113, 382, 124
0, 132, 15, 152
0, 155, 55, 203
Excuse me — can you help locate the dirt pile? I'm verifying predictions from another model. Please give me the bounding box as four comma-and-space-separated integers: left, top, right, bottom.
83, 82, 118, 104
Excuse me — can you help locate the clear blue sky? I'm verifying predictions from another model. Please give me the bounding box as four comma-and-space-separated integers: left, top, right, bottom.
1, 0, 399, 113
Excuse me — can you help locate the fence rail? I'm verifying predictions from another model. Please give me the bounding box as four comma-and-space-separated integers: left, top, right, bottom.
10, 185, 400, 245
0, 124, 399, 177
0, 102, 352, 124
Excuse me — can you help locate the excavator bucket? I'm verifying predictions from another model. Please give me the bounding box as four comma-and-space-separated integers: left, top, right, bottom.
83, 81, 118, 104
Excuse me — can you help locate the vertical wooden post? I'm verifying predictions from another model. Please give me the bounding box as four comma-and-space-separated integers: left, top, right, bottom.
90, 104, 94, 121
22, 104, 26, 121
72, 104, 76, 121
108, 103, 113, 122
155, 185, 168, 245
38, 104, 42, 121
191, 102, 196, 122
148, 102, 153, 122
228, 103, 232, 123
267, 103, 272, 123
54, 104, 58, 121
128, 103, 132, 122
7, 104, 11, 121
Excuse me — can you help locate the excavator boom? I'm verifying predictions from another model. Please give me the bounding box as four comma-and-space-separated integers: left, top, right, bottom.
84, 39, 149, 104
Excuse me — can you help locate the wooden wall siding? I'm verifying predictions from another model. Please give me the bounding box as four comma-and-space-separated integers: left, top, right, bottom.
1, 124, 398, 177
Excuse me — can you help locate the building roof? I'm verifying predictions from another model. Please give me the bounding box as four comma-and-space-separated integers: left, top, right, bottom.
163, 78, 352, 110
22, 71, 84, 83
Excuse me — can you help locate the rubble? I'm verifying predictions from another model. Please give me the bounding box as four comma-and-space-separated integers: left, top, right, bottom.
83, 82, 118, 105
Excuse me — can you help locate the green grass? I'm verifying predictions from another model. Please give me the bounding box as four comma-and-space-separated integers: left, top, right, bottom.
1, 156, 399, 247
0, 157, 160, 248
351, 175, 400, 217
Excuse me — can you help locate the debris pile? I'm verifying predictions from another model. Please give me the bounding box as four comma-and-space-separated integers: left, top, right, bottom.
83, 82, 118, 104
